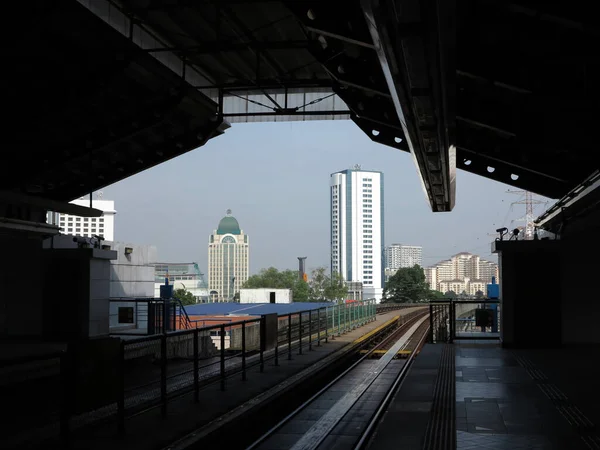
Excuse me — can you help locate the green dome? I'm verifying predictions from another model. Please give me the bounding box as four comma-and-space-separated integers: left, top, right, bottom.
217, 212, 241, 235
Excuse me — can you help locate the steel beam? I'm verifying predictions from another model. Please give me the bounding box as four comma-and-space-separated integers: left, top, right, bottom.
361, 0, 455, 212
223, 110, 350, 117
456, 147, 569, 199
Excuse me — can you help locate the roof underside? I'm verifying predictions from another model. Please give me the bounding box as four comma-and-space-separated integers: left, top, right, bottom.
2, 0, 598, 214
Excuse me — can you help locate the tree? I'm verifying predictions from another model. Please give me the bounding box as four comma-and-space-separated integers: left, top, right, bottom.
324, 271, 348, 302
428, 290, 446, 300
173, 288, 196, 306
307, 267, 348, 302
383, 265, 429, 303
242, 267, 310, 302
475, 290, 484, 299
308, 267, 328, 301
444, 290, 457, 299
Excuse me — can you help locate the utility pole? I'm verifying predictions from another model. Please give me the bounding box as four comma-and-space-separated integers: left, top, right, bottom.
506, 190, 547, 240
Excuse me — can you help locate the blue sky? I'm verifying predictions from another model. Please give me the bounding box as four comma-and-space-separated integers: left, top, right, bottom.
99, 120, 550, 274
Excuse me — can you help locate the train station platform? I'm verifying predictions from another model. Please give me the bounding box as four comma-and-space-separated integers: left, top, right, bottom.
369, 341, 600, 450
19, 308, 423, 450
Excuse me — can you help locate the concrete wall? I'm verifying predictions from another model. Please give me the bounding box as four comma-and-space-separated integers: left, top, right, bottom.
108, 242, 156, 298
240, 288, 292, 304
494, 237, 600, 346
559, 236, 600, 344
0, 233, 45, 337
42, 247, 116, 340
124, 333, 218, 360
107, 242, 156, 333
229, 322, 261, 350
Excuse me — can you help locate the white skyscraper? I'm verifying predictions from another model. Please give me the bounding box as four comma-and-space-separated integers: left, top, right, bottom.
330, 166, 384, 302
47, 197, 116, 241
386, 244, 423, 269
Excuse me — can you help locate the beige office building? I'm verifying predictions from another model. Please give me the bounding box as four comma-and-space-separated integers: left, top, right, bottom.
208, 210, 249, 302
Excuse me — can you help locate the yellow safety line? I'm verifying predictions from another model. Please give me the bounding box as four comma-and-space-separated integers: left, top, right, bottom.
353, 315, 400, 344
359, 349, 412, 355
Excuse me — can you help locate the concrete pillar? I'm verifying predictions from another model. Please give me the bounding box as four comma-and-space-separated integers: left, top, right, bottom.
43, 247, 116, 340
0, 233, 45, 337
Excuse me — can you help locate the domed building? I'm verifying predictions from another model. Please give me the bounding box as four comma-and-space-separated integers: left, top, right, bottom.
207, 210, 249, 302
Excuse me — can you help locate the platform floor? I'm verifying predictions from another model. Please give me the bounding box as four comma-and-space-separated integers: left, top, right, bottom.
370, 341, 600, 450
22, 309, 422, 450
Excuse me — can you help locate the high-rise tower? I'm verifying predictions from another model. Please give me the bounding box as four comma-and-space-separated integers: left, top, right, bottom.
207, 210, 249, 302
330, 165, 384, 302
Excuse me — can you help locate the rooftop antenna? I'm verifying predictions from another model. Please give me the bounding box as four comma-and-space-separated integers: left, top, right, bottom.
226, 208, 232, 216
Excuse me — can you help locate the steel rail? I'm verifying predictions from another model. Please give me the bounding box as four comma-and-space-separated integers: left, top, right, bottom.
353, 320, 431, 449
245, 311, 429, 450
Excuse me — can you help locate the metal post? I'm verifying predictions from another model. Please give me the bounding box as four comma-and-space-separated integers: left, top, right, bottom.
324, 307, 329, 343
259, 317, 265, 373
298, 312, 303, 355
450, 301, 455, 344
220, 325, 226, 391
274, 319, 279, 366
330, 306, 335, 340
160, 335, 167, 418
317, 308, 321, 346
429, 304, 434, 343
242, 322, 247, 380
359, 301, 363, 325
193, 329, 199, 403
117, 342, 125, 434
338, 303, 342, 335
308, 310, 313, 351
60, 350, 70, 445
288, 314, 292, 360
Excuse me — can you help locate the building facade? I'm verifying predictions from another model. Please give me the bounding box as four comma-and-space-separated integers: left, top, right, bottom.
208, 211, 249, 302
330, 166, 384, 301
48, 197, 116, 241
385, 244, 422, 270
425, 252, 499, 295
153, 262, 209, 302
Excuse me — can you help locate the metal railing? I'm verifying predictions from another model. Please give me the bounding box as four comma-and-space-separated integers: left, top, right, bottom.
429, 300, 501, 343
1, 300, 377, 448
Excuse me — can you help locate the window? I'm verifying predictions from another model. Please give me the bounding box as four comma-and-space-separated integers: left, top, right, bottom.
83, 228, 88, 232
83, 218, 88, 222
99, 218, 104, 223
67, 228, 73, 232
76, 218, 81, 222
68, 217, 73, 221
364, 245, 372, 249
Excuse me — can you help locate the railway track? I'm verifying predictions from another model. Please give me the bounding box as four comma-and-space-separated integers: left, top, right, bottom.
246, 311, 430, 450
